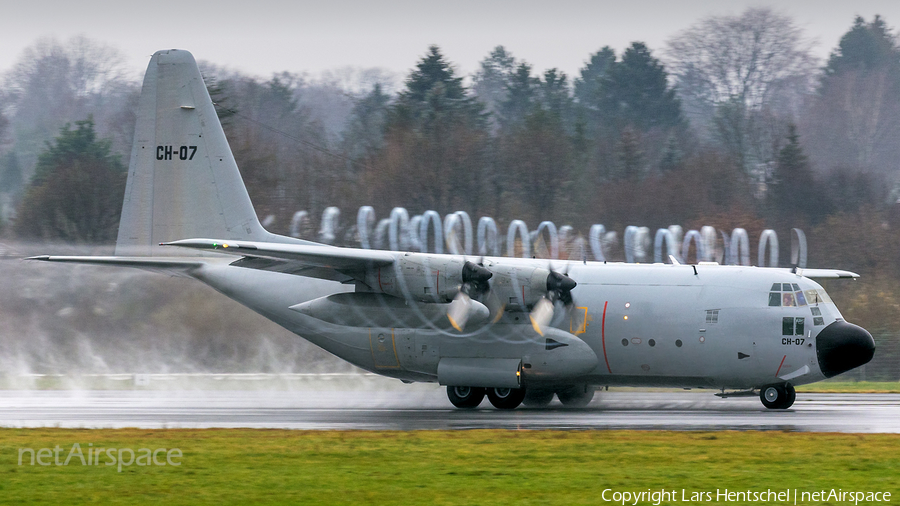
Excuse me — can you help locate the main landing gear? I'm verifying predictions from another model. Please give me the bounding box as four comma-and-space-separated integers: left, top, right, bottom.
446, 386, 485, 408
759, 383, 796, 409
447, 386, 525, 409
447, 385, 595, 409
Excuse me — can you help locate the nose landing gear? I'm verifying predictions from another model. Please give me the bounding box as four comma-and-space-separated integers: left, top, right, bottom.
760, 383, 796, 409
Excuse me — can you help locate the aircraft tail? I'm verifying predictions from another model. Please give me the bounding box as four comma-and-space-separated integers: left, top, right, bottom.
115, 49, 304, 256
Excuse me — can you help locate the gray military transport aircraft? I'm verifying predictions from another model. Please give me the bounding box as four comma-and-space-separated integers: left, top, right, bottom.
32, 49, 875, 410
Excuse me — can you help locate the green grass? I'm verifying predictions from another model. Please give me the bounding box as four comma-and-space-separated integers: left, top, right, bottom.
1, 429, 898, 505
795, 381, 900, 393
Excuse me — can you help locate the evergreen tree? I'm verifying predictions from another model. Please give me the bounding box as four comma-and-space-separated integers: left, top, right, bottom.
601, 42, 682, 132
343, 83, 391, 161
371, 46, 489, 214
616, 127, 643, 181
472, 46, 517, 128
400, 45, 466, 103
14, 118, 126, 241
538, 68, 573, 126
805, 16, 900, 173
769, 124, 816, 225
825, 15, 900, 78
498, 63, 539, 129
573, 47, 616, 137
574, 47, 616, 108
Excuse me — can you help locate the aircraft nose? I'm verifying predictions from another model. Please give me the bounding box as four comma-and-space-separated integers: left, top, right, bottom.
816, 320, 875, 378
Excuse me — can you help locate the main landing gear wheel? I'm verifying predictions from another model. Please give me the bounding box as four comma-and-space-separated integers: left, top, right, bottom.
487, 387, 527, 409
760, 383, 796, 409
557, 385, 595, 407
522, 389, 555, 407
447, 386, 485, 408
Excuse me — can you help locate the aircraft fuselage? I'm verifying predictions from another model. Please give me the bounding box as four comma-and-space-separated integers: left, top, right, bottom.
190, 256, 869, 393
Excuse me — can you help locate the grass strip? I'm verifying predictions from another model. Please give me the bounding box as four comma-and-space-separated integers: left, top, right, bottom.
795, 381, 900, 393
1, 429, 898, 505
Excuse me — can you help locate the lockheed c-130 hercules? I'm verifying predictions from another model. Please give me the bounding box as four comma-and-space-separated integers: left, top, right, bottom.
32, 49, 875, 410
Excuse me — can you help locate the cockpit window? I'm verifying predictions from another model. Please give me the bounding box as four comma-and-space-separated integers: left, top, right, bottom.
805, 289, 833, 304
769, 282, 827, 307
768, 292, 781, 306
782, 292, 796, 306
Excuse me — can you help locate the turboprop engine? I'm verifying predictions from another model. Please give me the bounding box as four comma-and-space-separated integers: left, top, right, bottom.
363, 255, 482, 303
360, 254, 578, 332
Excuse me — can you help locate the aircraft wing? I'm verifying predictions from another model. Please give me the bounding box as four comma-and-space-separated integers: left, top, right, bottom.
156, 238, 397, 283
29, 240, 398, 284
161, 239, 396, 269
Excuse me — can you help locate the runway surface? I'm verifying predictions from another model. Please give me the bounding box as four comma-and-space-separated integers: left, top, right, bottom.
1, 388, 899, 432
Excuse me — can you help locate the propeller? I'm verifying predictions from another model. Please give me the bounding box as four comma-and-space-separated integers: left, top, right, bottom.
529, 269, 577, 336
447, 261, 493, 331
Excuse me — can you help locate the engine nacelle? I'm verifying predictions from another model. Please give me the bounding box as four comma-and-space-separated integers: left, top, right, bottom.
289, 292, 490, 330
364, 254, 466, 303
362, 255, 560, 314
482, 262, 552, 310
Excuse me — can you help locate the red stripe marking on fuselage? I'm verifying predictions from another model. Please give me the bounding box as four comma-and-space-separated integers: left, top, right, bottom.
601, 300, 611, 373
775, 355, 787, 377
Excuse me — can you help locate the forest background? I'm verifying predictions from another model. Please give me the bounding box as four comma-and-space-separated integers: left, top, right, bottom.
1, 8, 898, 380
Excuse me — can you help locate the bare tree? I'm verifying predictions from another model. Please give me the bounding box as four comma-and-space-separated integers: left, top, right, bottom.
666, 8, 818, 170
802, 16, 900, 190
2, 36, 135, 180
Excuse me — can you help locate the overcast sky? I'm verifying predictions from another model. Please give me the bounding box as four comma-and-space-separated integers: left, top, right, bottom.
2, 0, 900, 83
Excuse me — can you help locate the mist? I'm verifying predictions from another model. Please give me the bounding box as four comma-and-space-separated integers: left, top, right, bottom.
0, 243, 351, 381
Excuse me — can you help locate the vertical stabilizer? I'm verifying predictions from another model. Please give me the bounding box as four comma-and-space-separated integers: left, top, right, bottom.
116, 49, 294, 256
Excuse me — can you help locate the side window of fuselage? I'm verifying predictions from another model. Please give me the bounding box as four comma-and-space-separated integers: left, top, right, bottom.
782, 317, 805, 336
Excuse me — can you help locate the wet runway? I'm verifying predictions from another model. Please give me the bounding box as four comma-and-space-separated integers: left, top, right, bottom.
1, 388, 899, 432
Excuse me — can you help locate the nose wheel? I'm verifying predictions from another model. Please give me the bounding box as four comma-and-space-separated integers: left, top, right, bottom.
760, 383, 796, 409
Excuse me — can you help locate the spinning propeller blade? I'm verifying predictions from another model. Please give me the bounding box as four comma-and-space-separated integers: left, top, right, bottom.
446, 261, 492, 331
529, 267, 577, 336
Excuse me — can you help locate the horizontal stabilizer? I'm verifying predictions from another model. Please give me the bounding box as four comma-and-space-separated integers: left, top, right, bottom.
27, 255, 207, 272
